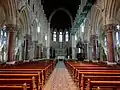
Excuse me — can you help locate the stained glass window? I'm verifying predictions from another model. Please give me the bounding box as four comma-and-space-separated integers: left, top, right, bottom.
59, 32, 62, 42
65, 31, 69, 42
116, 32, 120, 44
53, 31, 56, 41
104, 36, 107, 47
1, 25, 7, 45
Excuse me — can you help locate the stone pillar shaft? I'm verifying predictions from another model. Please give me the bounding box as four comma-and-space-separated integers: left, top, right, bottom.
47, 47, 50, 59
90, 35, 97, 60
72, 48, 75, 59
33, 41, 38, 59
7, 24, 16, 62
25, 34, 31, 60
105, 24, 115, 63
41, 46, 43, 58
8, 31, 15, 61
72, 35, 76, 59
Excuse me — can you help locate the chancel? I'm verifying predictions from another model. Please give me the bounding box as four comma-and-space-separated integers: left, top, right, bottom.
0, 0, 120, 90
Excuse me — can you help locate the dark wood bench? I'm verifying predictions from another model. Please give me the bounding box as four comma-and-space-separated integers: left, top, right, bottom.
86, 79, 120, 90
0, 72, 40, 90
78, 72, 120, 88
81, 75, 120, 90
0, 60, 56, 90
65, 61, 120, 90
0, 61, 55, 84
0, 83, 29, 90
0, 77, 36, 90
0, 68, 49, 85
75, 69, 120, 83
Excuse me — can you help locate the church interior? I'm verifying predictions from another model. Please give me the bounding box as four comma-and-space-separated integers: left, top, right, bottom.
0, 0, 120, 90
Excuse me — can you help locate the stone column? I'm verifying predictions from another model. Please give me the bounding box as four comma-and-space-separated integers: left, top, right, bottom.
36, 45, 39, 59
39, 44, 42, 59
41, 45, 43, 58
33, 41, 38, 59
104, 24, 116, 64
24, 34, 31, 60
88, 44, 93, 60
72, 35, 76, 59
87, 42, 89, 59
46, 47, 50, 59
84, 42, 87, 59
90, 35, 97, 60
46, 22, 50, 59
72, 47, 76, 59
6, 24, 16, 64
19, 44, 22, 61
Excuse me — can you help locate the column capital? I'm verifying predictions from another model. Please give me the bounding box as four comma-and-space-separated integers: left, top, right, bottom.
6, 24, 17, 32
104, 24, 116, 33
24, 34, 31, 40
72, 47, 76, 49
90, 34, 97, 39
90, 34, 98, 41
46, 47, 50, 49
32, 40, 38, 43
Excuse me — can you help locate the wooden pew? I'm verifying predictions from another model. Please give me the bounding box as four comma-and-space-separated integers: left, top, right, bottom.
65, 61, 120, 78
0, 61, 55, 84
0, 77, 36, 90
65, 61, 120, 90
75, 69, 120, 83
78, 72, 120, 88
86, 79, 120, 90
65, 61, 107, 77
0, 83, 29, 90
0, 73, 40, 90
0, 68, 48, 85
81, 75, 120, 90
0, 60, 56, 90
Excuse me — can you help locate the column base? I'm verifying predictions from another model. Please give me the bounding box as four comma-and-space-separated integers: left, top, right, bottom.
92, 60, 99, 63
23, 60, 30, 62
6, 61, 15, 64
84, 59, 90, 62
107, 61, 117, 65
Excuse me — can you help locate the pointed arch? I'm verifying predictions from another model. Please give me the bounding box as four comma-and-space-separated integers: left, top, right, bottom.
49, 8, 73, 26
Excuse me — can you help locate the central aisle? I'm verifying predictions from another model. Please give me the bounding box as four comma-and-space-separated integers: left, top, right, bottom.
43, 61, 79, 90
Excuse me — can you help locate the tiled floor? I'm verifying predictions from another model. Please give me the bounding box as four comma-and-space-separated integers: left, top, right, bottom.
43, 61, 79, 90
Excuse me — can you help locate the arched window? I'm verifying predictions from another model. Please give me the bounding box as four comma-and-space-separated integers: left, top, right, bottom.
116, 32, 120, 45
75, 35, 77, 41
65, 31, 69, 42
116, 25, 120, 45
45, 34, 47, 41
104, 36, 107, 47
28, 0, 30, 5
33, 4, 34, 12
0, 25, 7, 45
53, 31, 56, 41
81, 24, 84, 32
78, 48, 81, 53
59, 32, 63, 42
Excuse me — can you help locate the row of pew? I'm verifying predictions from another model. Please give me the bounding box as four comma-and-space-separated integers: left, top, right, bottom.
65, 61, 120, 90
0, 60, 57, 90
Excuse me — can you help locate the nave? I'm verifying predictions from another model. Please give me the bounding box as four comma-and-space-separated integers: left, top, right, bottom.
0, 60, 120, 90
43, 61, 79, 90
0, 0, 120, 90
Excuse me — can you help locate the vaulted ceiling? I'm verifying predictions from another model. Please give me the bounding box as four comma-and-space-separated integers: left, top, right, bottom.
42, 0, 81, 30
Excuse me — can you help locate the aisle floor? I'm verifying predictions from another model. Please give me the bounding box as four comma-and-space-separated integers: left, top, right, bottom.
43, 61, 79, 90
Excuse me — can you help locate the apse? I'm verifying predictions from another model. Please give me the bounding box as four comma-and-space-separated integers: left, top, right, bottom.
51, 10, 71, 30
